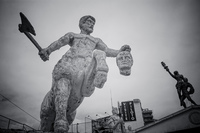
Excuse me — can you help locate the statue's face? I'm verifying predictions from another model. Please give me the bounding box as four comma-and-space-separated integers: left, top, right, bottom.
82, 17, 95, 34
116, 51, 133, 76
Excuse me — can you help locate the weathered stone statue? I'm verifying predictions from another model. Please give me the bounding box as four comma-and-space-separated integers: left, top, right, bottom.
39, 15, 133, 132
108, 107, 125, 133
161, 62, 184, 104
180, 78, 197, 108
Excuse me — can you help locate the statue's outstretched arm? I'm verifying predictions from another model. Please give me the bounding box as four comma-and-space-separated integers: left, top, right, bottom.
96, 38, 120, 57
96, 38, 131, 57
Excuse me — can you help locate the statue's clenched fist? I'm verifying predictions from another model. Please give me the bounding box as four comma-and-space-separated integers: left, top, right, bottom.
39, 48, 49, 61
120, 44, 131, 52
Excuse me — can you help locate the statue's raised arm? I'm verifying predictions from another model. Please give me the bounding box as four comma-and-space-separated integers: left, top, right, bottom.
39, 32, 74, 61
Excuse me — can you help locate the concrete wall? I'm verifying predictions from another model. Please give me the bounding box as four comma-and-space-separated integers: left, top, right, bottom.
124, 99, 144, 130
135, 107, 200, 133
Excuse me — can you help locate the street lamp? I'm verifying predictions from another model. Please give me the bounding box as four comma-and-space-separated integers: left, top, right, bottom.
96, 114, 101, 118
105, 112, 111, 116
87, 115, 94, 120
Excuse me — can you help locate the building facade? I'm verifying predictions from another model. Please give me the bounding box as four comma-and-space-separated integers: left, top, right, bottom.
121, 99, 154, 130
134, 105, 200, 133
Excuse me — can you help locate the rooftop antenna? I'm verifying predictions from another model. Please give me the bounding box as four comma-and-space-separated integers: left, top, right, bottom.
110, 88, 113, 109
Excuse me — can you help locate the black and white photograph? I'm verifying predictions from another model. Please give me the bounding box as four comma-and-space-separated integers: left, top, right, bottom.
0, 0, 200, 132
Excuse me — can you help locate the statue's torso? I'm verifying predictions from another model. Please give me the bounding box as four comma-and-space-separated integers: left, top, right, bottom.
176, 74, 183, 82
52, 33, 100, 114
53, 33, 99, 77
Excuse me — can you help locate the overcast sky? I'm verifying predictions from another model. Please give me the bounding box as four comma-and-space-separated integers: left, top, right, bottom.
0, 0, 200, 129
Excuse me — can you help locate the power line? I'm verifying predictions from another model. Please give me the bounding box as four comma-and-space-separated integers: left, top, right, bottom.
0, 93, 40, 123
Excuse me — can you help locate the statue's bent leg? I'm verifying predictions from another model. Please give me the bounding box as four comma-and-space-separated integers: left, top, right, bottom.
54, 78, 71, 133
40, 91, 55, 132
67, 110, 77, 126
186, 94, 197, 105
93, 50, 109, 88
180, 95, 186, 108
176, 84, 182, 99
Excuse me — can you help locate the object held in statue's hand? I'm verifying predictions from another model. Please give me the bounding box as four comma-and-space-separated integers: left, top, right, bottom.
116, 51, 133, 76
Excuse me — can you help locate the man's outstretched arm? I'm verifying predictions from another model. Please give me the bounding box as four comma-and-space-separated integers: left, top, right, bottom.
96, 38, 131, 57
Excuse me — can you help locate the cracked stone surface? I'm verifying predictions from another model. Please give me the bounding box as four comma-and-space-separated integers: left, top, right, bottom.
40, 16, 133, 133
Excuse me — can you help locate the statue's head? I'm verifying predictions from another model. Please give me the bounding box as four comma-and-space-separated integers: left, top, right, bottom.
112, 107, 118, 115
174, 71, 179, 75
79, 15, 95, 35
116, 51, 133, 76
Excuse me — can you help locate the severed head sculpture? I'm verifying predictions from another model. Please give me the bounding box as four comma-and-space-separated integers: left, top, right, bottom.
116, 51, 133, 76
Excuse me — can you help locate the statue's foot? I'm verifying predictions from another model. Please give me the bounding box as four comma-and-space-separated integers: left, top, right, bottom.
54, 119, 69, 133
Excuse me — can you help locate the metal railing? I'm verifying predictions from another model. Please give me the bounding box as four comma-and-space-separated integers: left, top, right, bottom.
68, 121, 92, 133
0, 115, 36, 132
